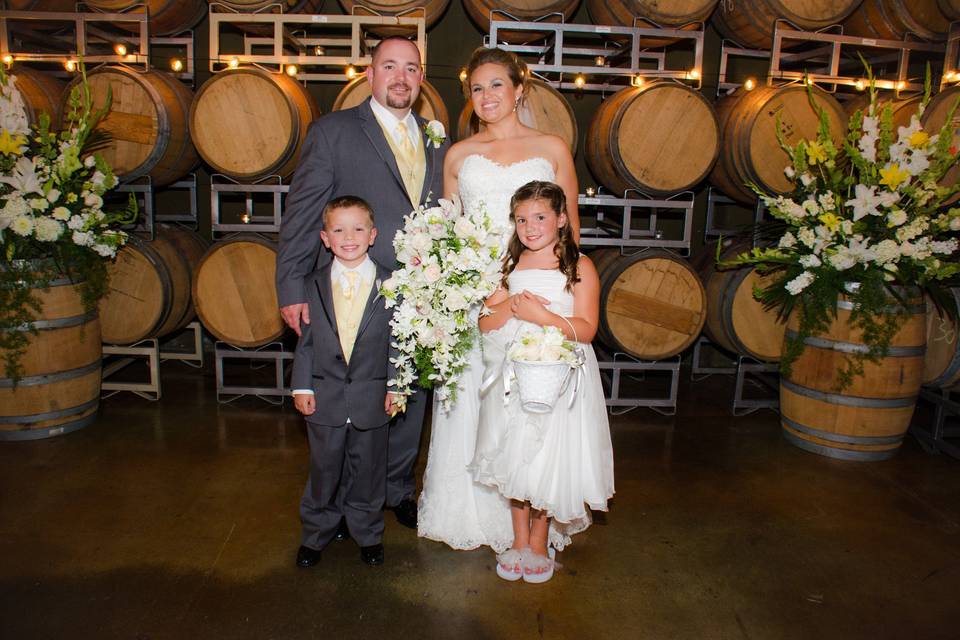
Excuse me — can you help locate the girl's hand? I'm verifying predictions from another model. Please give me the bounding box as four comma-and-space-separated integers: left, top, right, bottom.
510, 290, 551, 322
385, 392, 404, 417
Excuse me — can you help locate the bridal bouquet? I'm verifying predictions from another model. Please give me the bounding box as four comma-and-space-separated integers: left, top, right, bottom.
1, 65, 135, 379
728, 70, 960, 388
381, 195, 505, 410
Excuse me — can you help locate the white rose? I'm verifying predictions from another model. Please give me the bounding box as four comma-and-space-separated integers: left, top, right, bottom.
84, 155, 96, 168
84, 192, 103, 208
45, 188, 61, 203
444, 288, 469, 311
423, 263, 442, 283
453, 216, 477, 239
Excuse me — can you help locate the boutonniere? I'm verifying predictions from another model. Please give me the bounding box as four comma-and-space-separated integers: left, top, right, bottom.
423, 120, 446, 149
374, 278, 384, 304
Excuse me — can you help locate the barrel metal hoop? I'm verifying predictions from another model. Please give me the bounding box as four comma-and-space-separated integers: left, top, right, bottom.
0, 411, 97, 441
785, 330, 924, 357
781, 378, 918, 408
0, 397, 99, 424
781, 427, 899, 461
12, 310, 97, 332
0, 360, 101, 388
780, 414, 905, 445
835, 300, 926, 314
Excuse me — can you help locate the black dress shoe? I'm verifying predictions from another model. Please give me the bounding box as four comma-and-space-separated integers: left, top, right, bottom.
360, 543, 384, 566
296, 545, 322, 568
391, 498, 418, 529
334, 518, 350, 542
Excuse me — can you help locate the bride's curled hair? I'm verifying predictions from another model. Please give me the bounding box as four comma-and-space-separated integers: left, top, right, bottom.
502, 181, 580, 292
464, 46, 528, 99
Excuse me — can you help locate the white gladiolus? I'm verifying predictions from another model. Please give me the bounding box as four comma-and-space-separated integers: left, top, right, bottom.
799, 254, 821, 268
778, 232, 797, 249
71, 230, 94, 246
785, 271, 815, 295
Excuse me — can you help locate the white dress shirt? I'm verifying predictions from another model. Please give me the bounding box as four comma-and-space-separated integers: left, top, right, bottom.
369, 97, 419, 150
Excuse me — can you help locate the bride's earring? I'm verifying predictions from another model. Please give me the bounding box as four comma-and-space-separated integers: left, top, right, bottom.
514, 96, 521, 112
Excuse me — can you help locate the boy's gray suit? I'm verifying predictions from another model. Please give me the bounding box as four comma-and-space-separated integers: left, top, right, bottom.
292, 260, 396, 549
278, 97, 448, 507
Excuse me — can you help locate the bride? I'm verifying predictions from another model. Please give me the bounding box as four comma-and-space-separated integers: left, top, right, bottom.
417, 46, 580, 552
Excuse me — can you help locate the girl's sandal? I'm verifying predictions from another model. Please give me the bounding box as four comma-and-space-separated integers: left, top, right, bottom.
495, 549, 524, 582
521, 548, 555, 584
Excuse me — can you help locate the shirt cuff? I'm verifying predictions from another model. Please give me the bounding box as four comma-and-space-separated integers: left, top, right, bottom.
291, 389, 314, 396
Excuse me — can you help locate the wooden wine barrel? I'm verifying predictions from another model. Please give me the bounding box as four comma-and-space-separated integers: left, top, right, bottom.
98, 234, 194, 345
843, 93, 921, 130
843, 0, 950, 42
592, 248, 706, 360
338, 0, 450, 36
923, 289, 960, 388
157, 224, 209, 327
710, 84, 846, 205
65, 67, 199, 187
707, 91, 754, 202
780, 292, 926, 461
920, 86, 960, 206
334, 77, 450, 132
84, 0, 207, 36
11, 66, 64, 127
192, 236, 286, 348
190, 68, 321, 180
211, 0, 323, 11
0, 272, 101, 441
457, 78, 577, 154
5, 0, 78, 8
586, 0, 717, 47
711, 0, 861, 49
586, 81, 719, 196
698, 240, 786, 362
939, 0, 960, 20
462, 0, 581, 43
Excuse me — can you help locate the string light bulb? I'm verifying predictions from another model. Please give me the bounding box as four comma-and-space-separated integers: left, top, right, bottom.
687, 68, 700, 80
574, 74, 585, 88
114, 43, 127, 56
585, 186, 596, 197
64, 59, 77, 72
632, 75, 644, 88
228, 56, 240, 69
854, 78, 865, 91
285, 64, 298, 77
1, 54, 13, 67
896, 80, 907, 91
241, 213, 251, 224
345, 65, 357, 79
170, 58, 183, 72
594, 56, 605, 67
314, 46, 325, 56
744, 77, 756, 91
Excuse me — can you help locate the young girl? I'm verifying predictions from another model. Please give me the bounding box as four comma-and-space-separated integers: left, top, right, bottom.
472, 181, 615, 584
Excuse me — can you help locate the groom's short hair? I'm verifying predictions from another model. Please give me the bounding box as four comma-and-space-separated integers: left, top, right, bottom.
322, 195, 375, 228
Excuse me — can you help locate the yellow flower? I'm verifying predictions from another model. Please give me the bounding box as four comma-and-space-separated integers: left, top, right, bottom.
880, 164, 910, 190
818, 212, 841, 233
806, 140, 827, 165
908, 130, 929, 148
0, 128, 27, 155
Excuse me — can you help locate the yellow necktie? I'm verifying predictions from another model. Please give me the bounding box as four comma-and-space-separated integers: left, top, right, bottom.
395, 122, 417, 170
341, 270, 359, 300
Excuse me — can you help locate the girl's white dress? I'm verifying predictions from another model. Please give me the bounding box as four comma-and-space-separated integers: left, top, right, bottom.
471, 268, 615, 536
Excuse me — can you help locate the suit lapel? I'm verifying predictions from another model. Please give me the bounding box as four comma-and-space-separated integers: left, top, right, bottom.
359, 99, 407, 196
415, 114, 438, 206
356, 264, 390, 340
314, 263, 338, 337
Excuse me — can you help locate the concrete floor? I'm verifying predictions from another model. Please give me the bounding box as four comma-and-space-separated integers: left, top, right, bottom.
1, 362, 958, 640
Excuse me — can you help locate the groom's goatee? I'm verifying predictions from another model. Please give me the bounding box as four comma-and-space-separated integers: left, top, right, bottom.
387, 83, 413, 109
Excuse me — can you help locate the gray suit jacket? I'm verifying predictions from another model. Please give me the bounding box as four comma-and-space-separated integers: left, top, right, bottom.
291, 260, 396, 430
276, 97, 449, 307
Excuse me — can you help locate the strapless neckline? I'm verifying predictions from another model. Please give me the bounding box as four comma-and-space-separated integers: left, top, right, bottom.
462, 154, 553, 172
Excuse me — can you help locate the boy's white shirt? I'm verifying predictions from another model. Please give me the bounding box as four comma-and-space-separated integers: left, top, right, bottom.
292, 255, 375, 397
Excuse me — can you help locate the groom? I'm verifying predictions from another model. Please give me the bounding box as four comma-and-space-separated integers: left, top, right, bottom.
277, 36, 448, 533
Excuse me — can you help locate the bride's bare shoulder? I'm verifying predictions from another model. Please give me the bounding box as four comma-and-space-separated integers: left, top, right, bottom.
445, 137, 486, 172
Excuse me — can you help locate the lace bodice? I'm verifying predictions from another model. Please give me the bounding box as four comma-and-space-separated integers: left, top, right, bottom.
507, 268, 574, 319
458, 154, 555, 230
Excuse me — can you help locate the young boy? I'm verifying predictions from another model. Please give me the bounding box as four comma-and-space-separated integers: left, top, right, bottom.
291, 195, 401, 568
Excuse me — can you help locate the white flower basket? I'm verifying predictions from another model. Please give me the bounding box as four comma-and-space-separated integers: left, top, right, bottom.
511, 359, 574, 414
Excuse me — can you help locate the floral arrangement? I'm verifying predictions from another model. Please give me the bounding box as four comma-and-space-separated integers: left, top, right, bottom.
1, 65, 135, 380
381, 195, 505, 410
508, 325, 580, 364
423, 120, 445, 149
728, 69, 960, 388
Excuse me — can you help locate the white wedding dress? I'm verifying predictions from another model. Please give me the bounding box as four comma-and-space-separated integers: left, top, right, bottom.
418, 154, 574, 552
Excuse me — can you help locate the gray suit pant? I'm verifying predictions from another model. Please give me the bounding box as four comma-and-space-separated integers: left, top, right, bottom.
387, 387, 427, 507
301, 420, 388, 549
